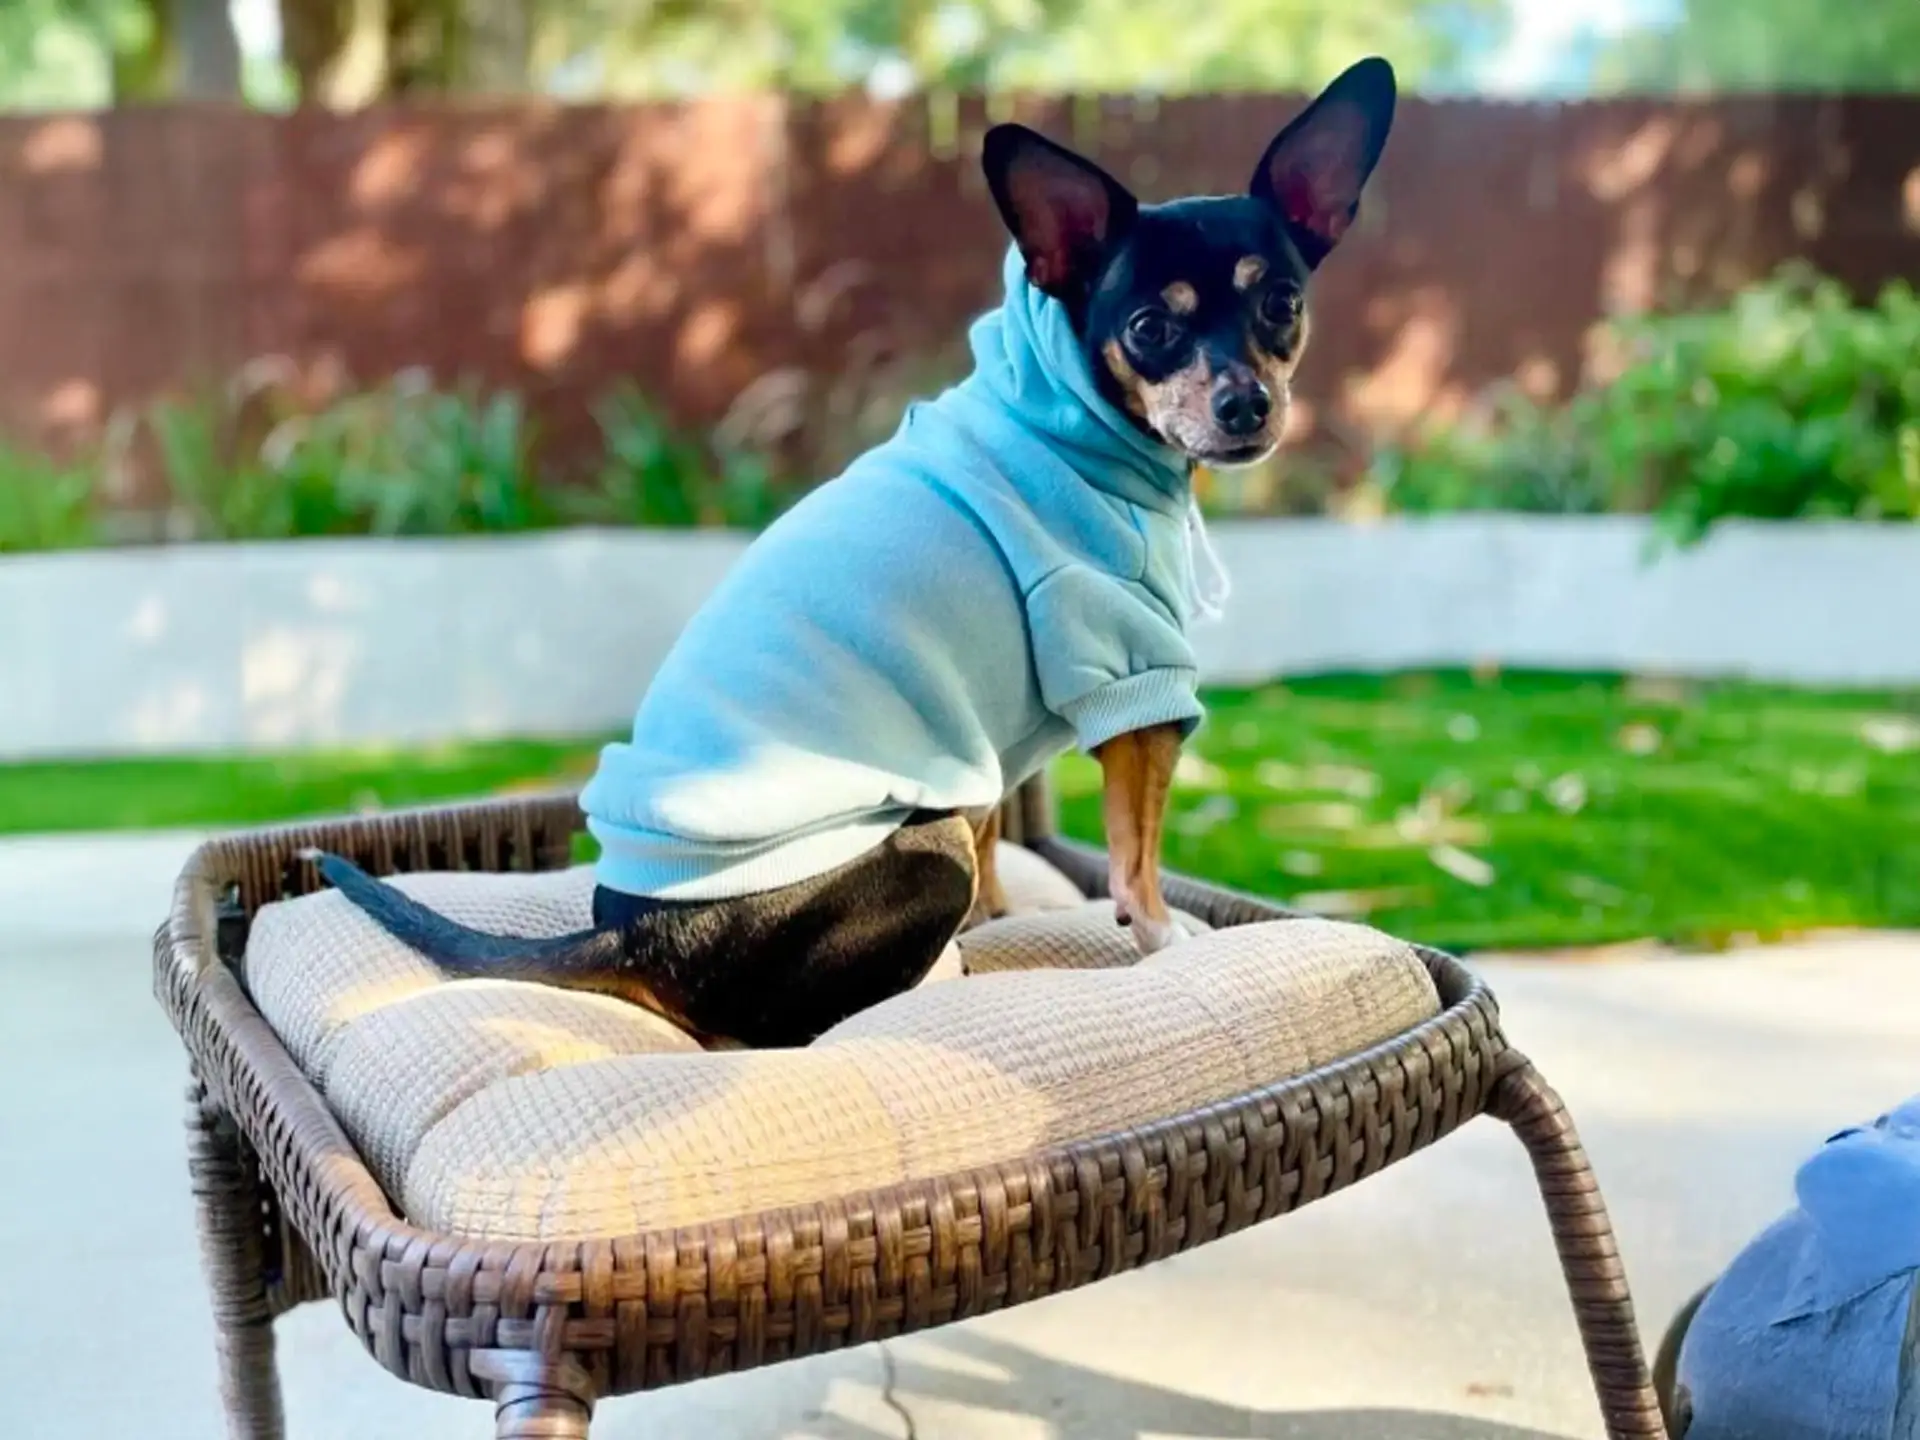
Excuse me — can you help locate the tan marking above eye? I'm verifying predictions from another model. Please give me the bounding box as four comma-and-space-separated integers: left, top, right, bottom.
1160, 281, 1198, 315
1233, 255, 1267, 290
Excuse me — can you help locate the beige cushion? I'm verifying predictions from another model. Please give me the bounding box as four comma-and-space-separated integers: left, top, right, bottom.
919, 939, 966, 985
245, 857, 1441, 1243
959, 900, 1210, 974
244, 866, 600, 1086
325, 980, 699, 1186
992, 842, 1088, 915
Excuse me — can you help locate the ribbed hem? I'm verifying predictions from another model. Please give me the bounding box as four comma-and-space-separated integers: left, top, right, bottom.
589, 811, 911, 902
1058, 667, 1203, 753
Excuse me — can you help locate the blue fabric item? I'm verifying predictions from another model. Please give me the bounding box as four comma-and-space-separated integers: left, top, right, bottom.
1680, 1094, 1920, 1439
581, 245, 1207, 900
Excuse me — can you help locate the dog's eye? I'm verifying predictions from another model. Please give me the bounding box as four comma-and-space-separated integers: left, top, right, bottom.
1127, 309, 1181, 351
1259, 287, 1303, 328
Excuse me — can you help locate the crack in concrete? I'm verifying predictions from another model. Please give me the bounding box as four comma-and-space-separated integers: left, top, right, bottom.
878, 1343, 920, 1440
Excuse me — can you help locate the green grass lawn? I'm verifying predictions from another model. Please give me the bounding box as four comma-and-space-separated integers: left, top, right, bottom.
6, 671, 1919, 953
0, 738, 605, 836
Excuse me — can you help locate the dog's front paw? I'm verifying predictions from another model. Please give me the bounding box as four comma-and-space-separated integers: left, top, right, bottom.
1128, 909, 1179, 956
1111, 874, 1178, 956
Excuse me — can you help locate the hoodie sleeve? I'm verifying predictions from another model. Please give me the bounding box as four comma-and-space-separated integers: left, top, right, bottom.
1025, 562, 1203, 753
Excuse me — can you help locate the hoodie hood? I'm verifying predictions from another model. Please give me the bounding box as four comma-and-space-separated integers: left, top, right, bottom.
958, 244, 1193, 514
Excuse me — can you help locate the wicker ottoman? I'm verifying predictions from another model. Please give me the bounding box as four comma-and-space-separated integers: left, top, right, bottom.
154, 777, 1667, 1438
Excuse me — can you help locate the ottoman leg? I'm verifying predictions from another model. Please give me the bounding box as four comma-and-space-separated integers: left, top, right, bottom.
473, 1350, 597, 1438
1491, 1056, 1668, 1440
186, 1080, 286, 1440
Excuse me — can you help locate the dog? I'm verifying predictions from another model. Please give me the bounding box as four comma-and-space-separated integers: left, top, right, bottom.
316, 57, 1397, 1050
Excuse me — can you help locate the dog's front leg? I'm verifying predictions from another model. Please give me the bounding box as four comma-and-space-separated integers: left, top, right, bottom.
1094, 722, 1182, 954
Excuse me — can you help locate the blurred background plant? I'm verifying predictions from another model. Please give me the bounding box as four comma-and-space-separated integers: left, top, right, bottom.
115, 359, 769, 544
1358, 267, 1920, 541
566, 384, 787, 530
0, 441, 98, 553
1367, 386, 1614, 518
5, 263, 1918, 553
1610, 269, 1920, 542
144, 361, 554, 541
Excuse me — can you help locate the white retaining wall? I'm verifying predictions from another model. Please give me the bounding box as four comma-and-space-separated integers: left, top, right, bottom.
4, 516, 1916, 760
1196, 516, 1920, 685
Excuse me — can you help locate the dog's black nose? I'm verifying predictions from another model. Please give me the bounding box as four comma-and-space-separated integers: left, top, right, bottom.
1211, 379, 1272, 438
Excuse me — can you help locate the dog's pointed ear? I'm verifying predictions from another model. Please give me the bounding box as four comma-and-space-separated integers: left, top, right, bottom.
1249, 56, 1396, 269
982, 124, 1138, 300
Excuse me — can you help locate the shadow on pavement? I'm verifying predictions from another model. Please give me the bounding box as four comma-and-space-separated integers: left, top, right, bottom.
1251, 1413, 1572, 1438
889, 1329, 1578, 1439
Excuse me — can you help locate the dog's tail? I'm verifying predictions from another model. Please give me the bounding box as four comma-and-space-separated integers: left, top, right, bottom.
309, 850, 625, 983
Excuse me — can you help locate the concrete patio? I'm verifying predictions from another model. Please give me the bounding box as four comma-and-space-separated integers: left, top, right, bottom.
4, 831, 1916, 1439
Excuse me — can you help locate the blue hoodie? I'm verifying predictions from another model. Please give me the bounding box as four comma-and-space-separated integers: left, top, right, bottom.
581, 246, 1210, 900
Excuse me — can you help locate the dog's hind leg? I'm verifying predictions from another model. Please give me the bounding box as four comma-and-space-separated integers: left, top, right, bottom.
651, 811, 978, 1046
964, 804, 1009, 928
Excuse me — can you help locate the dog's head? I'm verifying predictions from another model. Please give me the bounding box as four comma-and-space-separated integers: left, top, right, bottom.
982, 57, 1395, 468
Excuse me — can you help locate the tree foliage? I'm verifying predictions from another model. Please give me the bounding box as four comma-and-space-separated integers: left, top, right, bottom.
1599, 0, 1920, 93
1, 0, 1506, 106
15, 0, 1920, 106
549, 0, 1500, 97
0, 0, 245, 104
989, 0, 1494, 94
0, 0, 123, 106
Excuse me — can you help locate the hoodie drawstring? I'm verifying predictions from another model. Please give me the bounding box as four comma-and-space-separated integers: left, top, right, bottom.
1184, 499, 1232, 623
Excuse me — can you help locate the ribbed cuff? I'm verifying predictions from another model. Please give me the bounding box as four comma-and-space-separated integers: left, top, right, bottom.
1058, 667, 1203, 754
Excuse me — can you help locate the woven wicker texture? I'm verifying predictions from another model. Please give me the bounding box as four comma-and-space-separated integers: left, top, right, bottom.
402, 915, 1436, 1239
959, 900, 1210, 973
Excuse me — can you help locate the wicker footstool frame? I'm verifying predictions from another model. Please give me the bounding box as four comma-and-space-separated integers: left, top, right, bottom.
155, 779, 1666, 1439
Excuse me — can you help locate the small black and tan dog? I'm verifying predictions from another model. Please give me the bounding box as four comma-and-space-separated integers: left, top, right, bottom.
317, 58, 1396, 1049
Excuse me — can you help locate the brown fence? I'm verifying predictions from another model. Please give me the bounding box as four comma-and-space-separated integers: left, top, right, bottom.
2, 93, 1916, 488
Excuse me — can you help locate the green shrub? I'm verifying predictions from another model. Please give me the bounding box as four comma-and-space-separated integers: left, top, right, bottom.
149, 378, 310, 541
145, 367, 771, 543
318, 373, 552, 537
149, 365, 556, 541
1371, 385, 1613, 517
0, 441, 96, 553
566, 384, 785, 530
1372, 266, 1920, 540
1601, 267, 1920, 541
